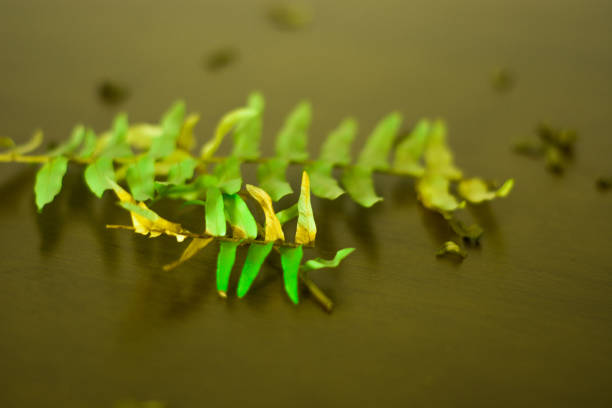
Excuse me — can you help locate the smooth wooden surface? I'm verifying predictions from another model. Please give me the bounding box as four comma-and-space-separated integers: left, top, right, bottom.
1, 1, 611, 407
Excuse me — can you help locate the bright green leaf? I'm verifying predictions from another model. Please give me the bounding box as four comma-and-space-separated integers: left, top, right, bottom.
205, 186, 226, 236
216, 240, 240, 297
357, 112, 402, 170
280, 246, 303, 304
126, 155, 155, 201
393, 119, 431, 176
102, 113, 133, 158
237, 242, 274, 298
84, 156, 116, 198
167, 158, 198, 185
232, 92, 264, 159
257, 158, 292, 201
77, 129, 97, 159
214, 156, 242, 194
341, 165, 382, 207
34, 156, 69, 212
149, 101, 186, 158
457, 178, 514, 204
300, 247, 355, 272
275, 203, 298, 225
201, 107, 256, 159
319, 118, 357, 165
223, 194, 258, 239
305, 161, 344, 199
275, 101, 311, 161
49, 125, 85, 157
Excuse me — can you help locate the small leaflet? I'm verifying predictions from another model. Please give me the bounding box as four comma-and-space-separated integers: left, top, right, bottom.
149, 101, 186, 158
393, 119, 431, 176
275, 203, 298, 225
213, 156, 242, 194
126, 155, 155, 201
200, 107, 255, 159
102, 113, 133, 158
356, 112, 402, 170
232, 92, 265, 159
167, 158, 198, 185
84, 156, 116, 198
457, 178, 514, 204
300, 247, 355, 272
341, 165, 383, 207
416, 173, 465, 213
126, 124, 163, 149
34, 156, 69, 212
424, 119, 462, 179
246, 184, 285, 242
305, 161, 344, 200
49, 125, 85, 157
205, 186, 226, 237
319, 118, 357, 165
279, 246, 303, 304
163, 237, 213, 271
295, 171, 316, 245
223, 194, 258, 239
275, 101, 311, 161
7, 130, 43, 155
216, 240, 240, 297
76, 128, 97, 159
436, 241, 467, 260
177, 113, 200, 151
257, 158, 293, 201
237, 242, 274, 298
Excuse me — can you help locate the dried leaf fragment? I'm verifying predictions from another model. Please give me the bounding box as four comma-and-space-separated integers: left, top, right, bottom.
436, 241, 467, 260
416, 174, 465, 213
457, 178, 514, 204
295, 171, 316, 245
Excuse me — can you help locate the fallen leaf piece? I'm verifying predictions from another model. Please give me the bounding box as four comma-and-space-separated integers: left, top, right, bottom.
448, 218, 484, 246
205, 47, 239, 72
457, 178, 514, 204
97, 80, 130, 105
436, 241, 467, 260
267, 3, 313, 30
163, 237, 213, 271
300, 248, 355, 272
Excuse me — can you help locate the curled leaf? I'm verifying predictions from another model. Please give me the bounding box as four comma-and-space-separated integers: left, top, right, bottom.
275, 101, 311, 161
237, 242, 274, 298
416, 173, 465, 213
163, 237, 213, 271
341, 165, 382, 207
216, 240, 240, 297
300, 248, 355, 272
201, 107, 255, 159
257, 158, 292, 201
436, 241, 467, 260
295, 171, 316, 245
223, 194, 258, 239
280, 246, 303, 304
246, 184, 285, 242
357, 112, 402, 170
34, 156, 69, 212
458, 178, 514, 204
393, 119, 431, 176
84, 156, 116, 198
205, 187, 226, 237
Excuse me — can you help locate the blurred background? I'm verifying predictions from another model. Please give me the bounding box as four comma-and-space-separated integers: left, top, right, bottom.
1, 0, 611, 407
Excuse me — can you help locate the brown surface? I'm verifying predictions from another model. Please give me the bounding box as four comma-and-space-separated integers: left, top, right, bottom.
1, 1, 611, 407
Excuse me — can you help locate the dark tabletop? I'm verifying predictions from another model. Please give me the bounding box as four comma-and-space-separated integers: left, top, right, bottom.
1, 1, 611, 407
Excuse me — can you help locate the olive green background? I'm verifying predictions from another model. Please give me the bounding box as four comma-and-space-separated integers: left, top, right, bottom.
1, 0, 611, 407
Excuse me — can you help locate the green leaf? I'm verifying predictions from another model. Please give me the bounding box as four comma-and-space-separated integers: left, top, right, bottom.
216, 240, 241, 297
393, 119, 431, 176
457, 178, 514, 204
341, 165, 382, 207
77, 128, 97, 159
424, 119, 462, 179
257, 158, 293, 201
118, 201, 159, 222
319, 118, 357, 165
237, 242, 274, 298
275, 203, 298, 225
167, 158, 198, 185
223, 194, 258, 239
280, 246, 303, 304
177, 113, 200, 151
49, 125, 85, 157
84, 156, 116, 198
205, 186, 226, 236
436, 241, 467, 260
102, 113, 133, 158
305, 161, 344, 199
7, 130, 43, 155
300, 247, 355, 272
34, 156, 69, 212
232, 92, 264, 159
214, 156, 242, 194
149, 101, 186, 158
201, 107, 256, 159
275, 101, 311, 161
126, 124, 163, 149
126, 155, 155, 201
416, 173, 465, 213
357, 112, 402, 170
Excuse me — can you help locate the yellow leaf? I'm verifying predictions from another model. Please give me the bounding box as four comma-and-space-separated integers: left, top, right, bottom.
177, 113, 200, 151
246, 184, 285, 242
163, 237, 213, 271
295, 171, 316, 245
457, 178, 514, 204
416, 174, 465, 214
